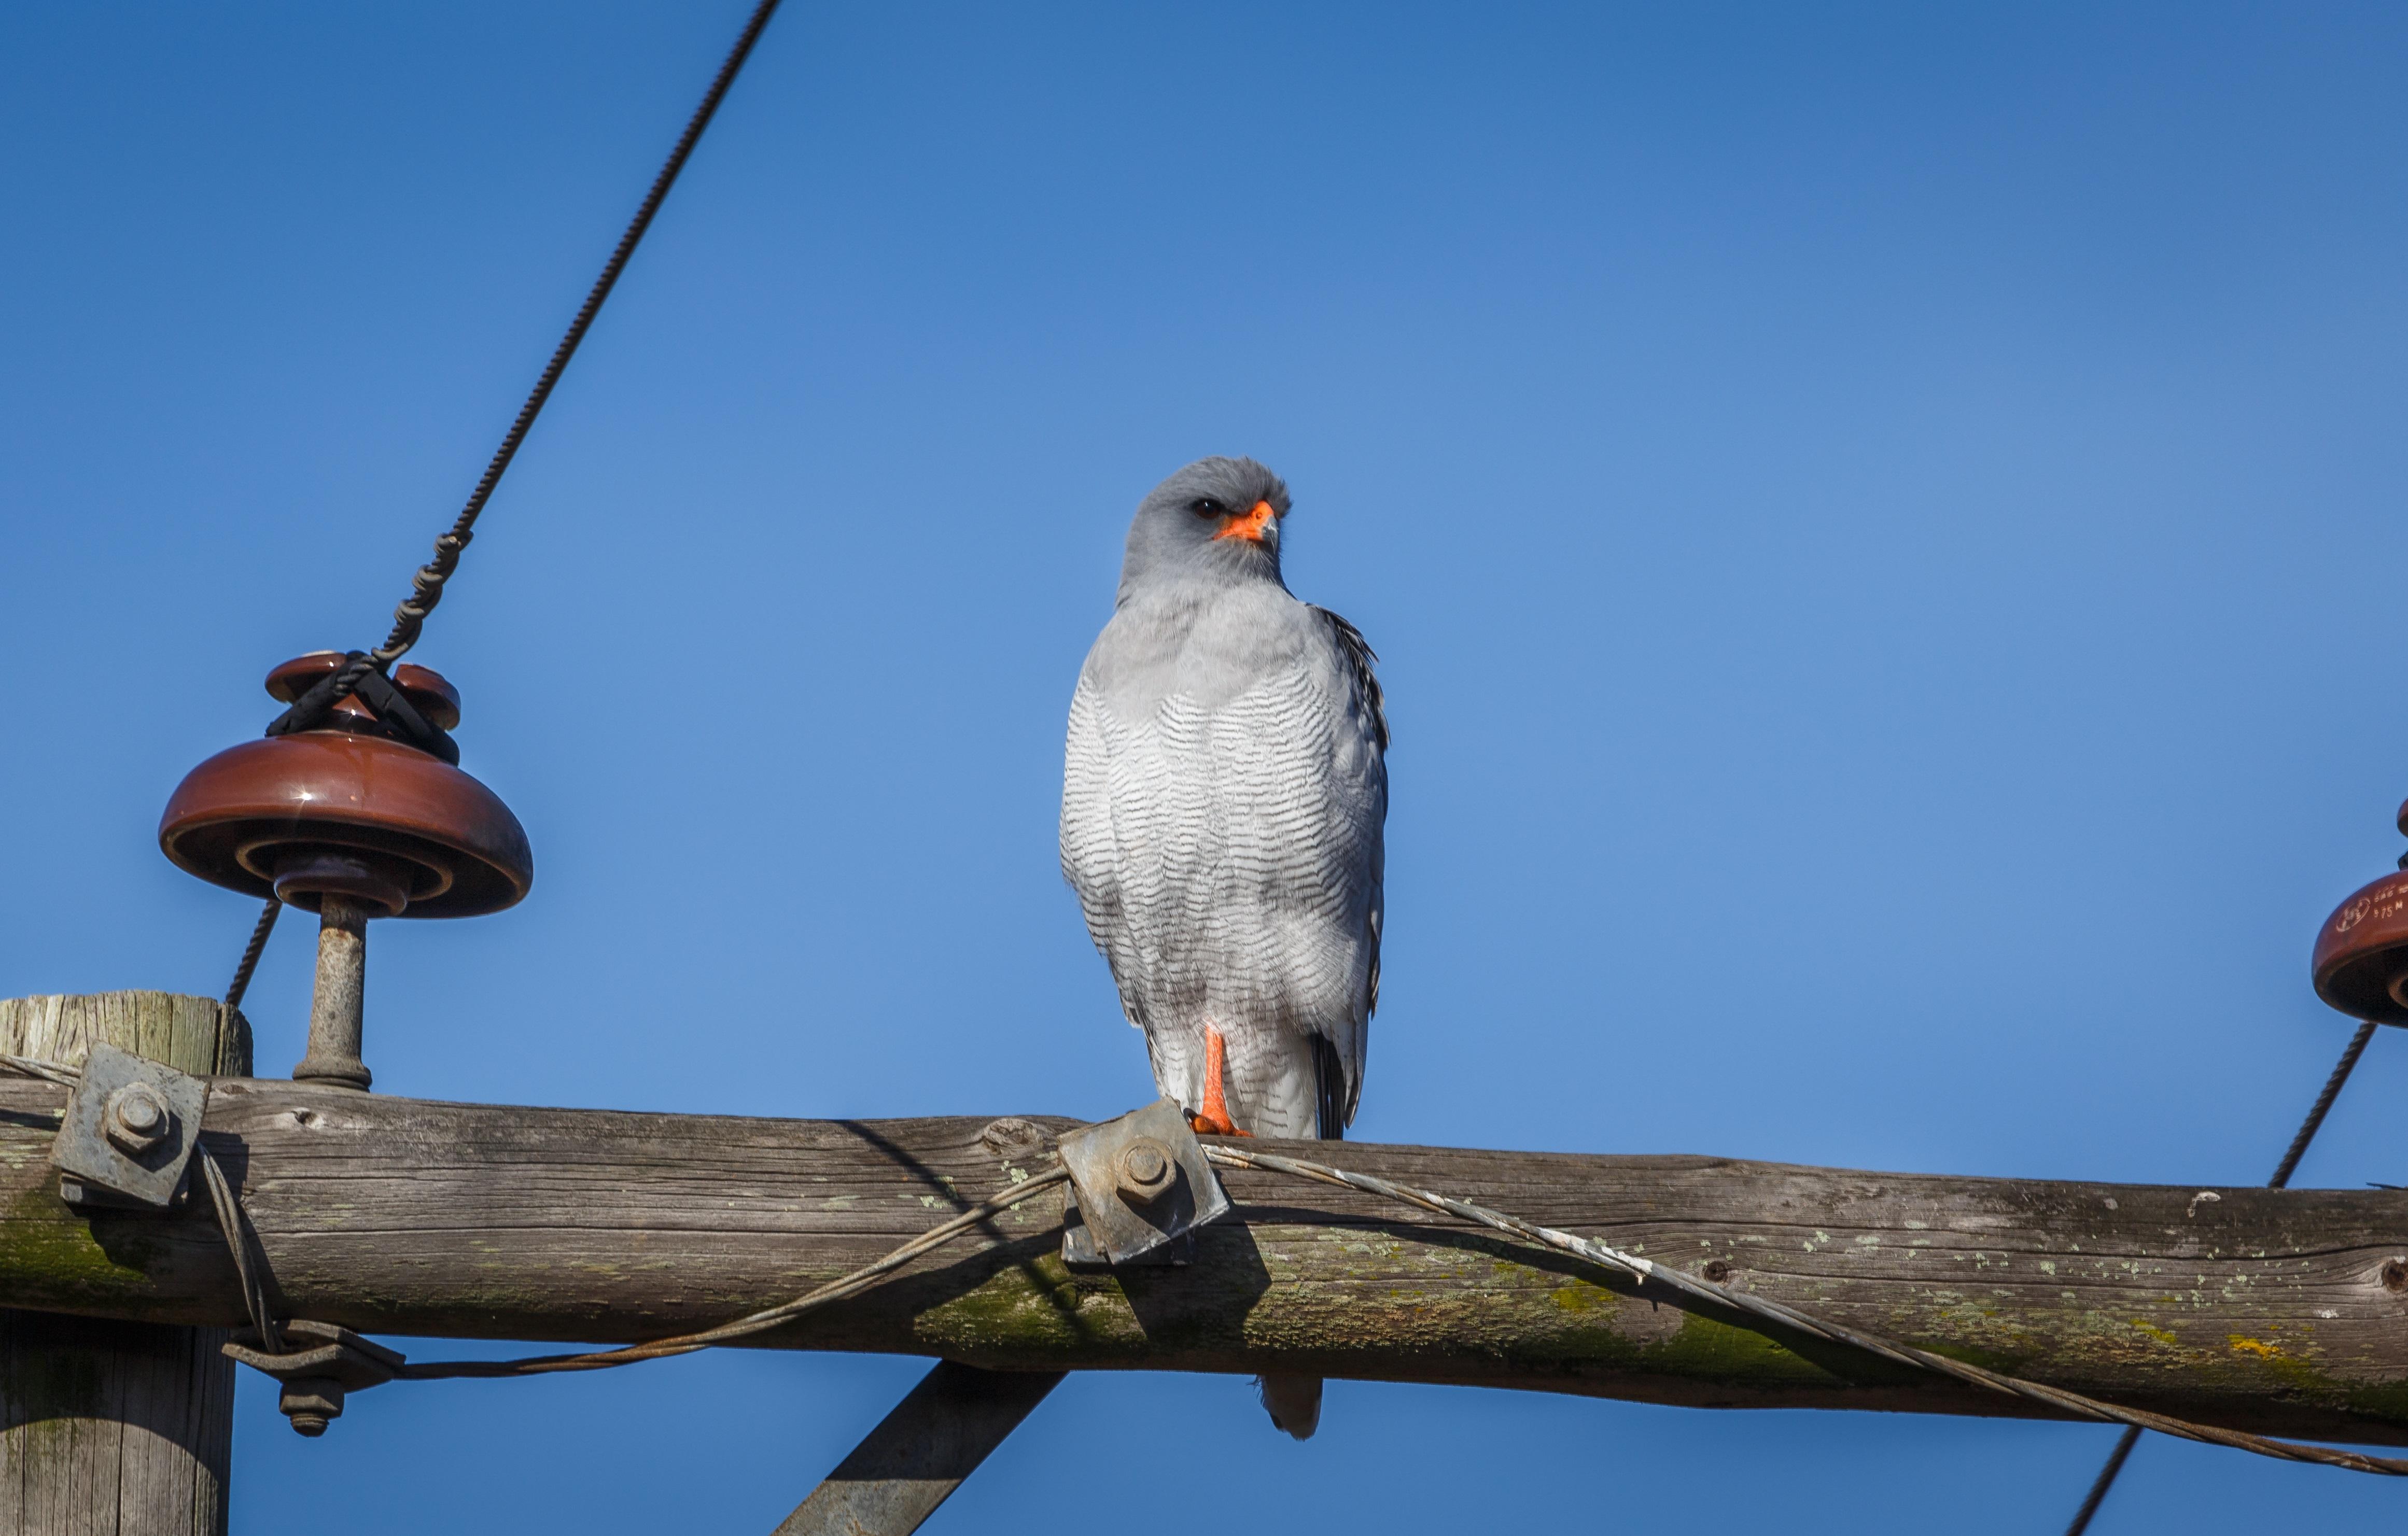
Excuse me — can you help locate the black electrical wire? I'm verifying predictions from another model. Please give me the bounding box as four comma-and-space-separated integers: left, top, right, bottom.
2063, 1428, 2139, 1536
2269, 1020, 2378, 1192
267, 0, 783, 740
236, 0, 783, 997
221, 896, 281, 1013
2061, 1018, 2383, 1533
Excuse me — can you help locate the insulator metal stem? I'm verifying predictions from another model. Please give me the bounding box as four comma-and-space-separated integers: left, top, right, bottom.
294, 896, 372, 1091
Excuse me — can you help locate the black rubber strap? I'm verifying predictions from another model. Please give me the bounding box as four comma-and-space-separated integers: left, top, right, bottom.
264, 652, 459, 765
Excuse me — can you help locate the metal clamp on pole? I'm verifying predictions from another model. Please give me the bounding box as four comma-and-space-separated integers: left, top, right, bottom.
1056, 1098, 1229, 1265
223, 1320, 407, 1437
51, 1041, 209, 1210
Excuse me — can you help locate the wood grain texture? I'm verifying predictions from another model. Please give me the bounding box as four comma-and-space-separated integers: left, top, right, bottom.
4, 1068, 2408, 1445
1, 992, 249, 1536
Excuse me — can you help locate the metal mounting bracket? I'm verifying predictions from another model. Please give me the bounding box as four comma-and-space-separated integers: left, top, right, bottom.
51, 1040, 208, 1210
224, 1319, 407, 1436
1055, 1097, 1228, 1265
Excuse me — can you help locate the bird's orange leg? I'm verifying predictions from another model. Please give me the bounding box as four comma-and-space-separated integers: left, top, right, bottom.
1191, 1025, 1250, 1137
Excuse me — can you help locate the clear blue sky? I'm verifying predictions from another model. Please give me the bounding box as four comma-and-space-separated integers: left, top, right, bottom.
6, 3, 2407, 1530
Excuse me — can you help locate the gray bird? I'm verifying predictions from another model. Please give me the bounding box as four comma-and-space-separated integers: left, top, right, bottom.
1060, 456, 1388, 1440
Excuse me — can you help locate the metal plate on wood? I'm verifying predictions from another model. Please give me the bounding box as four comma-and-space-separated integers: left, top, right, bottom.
51, 1040, 208, 1209
1055, 1098, 1227, 1265
223, 1319, 407, 1387
1061, 1181, 1195, 1267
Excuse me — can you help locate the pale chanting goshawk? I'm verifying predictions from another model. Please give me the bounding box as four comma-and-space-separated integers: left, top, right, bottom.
1060, 457, 1388, 1440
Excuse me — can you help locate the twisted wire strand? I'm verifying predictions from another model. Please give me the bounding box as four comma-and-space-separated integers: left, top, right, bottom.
240, 0, 781, 1007
1205, 1143, 2408, 1479
394, 1166, 1070, 1379
285, 0, 784, 726
0, 1051, 1063, 1380
0, 1054, 80, 1089
2062, 1016, 2385, 1531
2270, 1019, 2378, 1191
221, 898, 281, 1012
8, 1049, 2399, 1475
196, 1145, 283, 1355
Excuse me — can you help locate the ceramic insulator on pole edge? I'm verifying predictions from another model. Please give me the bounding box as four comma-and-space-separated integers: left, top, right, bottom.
158, 655, 533, 1094
2309, 796, 2408, 1026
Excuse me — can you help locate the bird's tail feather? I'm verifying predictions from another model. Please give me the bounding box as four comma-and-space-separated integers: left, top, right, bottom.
1310, 1032, 1348, 1142
1257, 1373, 1323, 1439
1261, 1042, 1346, 1441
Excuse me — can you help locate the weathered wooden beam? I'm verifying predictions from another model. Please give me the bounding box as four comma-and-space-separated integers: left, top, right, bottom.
4, 1070, 2407, 1446
1, 993, 250, 1536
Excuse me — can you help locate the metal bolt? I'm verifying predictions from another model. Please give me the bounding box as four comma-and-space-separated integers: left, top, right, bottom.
1702, 1259, 1733, 1284
103, 1083, 171, 1156
279, 1379, 344, 1437
1115, 1137, 1175, 1204
2382, 1259, 2407, 1294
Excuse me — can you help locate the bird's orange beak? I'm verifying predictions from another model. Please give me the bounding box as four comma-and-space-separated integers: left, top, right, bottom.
1213, 499, 1278, 543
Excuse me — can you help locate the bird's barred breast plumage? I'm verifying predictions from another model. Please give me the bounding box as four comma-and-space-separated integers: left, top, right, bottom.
1062, 576, 1386, 1139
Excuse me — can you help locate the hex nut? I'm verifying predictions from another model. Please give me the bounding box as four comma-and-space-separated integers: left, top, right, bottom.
103, 1083, 171, 1157
279, 1379, 345, 1438
1115, 1137, 1175, 1204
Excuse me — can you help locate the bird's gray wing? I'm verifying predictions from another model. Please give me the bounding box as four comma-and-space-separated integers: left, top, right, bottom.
1307, 605, 1386, 1133
1313, 606, 1388, 755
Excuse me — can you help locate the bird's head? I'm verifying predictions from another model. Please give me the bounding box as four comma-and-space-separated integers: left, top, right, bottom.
1118, 456, 1291, 599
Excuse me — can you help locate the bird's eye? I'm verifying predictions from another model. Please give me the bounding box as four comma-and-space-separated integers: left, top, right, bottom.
1191, 498, 1227, 518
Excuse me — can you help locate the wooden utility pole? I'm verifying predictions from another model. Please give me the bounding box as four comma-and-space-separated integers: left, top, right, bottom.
5, 1003, 2406, 1450
1, 992, 250, 1536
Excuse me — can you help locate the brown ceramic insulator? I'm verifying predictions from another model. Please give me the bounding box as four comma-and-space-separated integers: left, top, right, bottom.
264, 652, 464, 731
270, 849, 415, 918
2311, 870, 2408, 1026
159, 658, 531, 919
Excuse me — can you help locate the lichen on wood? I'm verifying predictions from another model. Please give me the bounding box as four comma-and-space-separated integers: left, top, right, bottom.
7, 1061, 2406, 1446
2, 992, 248, 1536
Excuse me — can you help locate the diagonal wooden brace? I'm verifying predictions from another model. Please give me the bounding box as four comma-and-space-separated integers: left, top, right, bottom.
773, 1363, 1065, 1535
